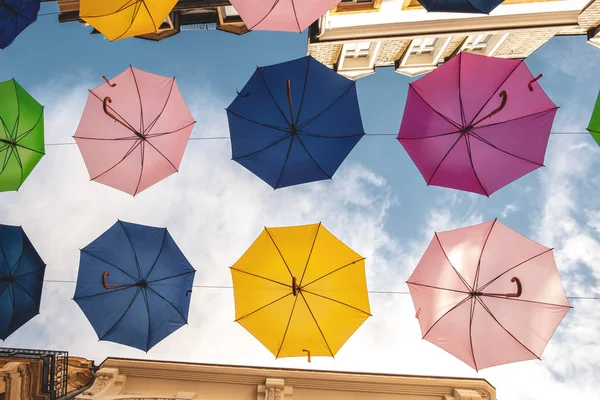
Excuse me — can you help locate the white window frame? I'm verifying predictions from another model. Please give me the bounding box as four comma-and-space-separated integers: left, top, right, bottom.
459, 33, 509, 56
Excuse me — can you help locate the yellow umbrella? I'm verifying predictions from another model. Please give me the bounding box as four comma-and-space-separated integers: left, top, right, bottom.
231, 223, 371, 361
80, 0, 178, 41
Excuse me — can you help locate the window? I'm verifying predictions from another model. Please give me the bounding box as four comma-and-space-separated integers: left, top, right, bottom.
409, 38, 438, 56
396, 36, 453, 77
336, 41, 381, 79
344, 42, 372, 59
332, 0, 382, 13
459, 33, 509, 56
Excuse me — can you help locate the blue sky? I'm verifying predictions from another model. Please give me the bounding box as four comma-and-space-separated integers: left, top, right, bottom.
1, 2, 600, 400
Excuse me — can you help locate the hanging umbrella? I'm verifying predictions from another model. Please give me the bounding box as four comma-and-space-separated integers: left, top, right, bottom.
0, 0, 40, 49
226, 56, 364, 189
0, 224, 45, 340
0, 78, 44, 192
73, 220, 195, 352
74, 66, 195, 196
417, 0, 503, 14
231, 223, 371, 360
586, 90, 600, 146
407, 219, 571, 371
79, 0, 178, 41
398, 52, 557, 196
228, 0, 341, 32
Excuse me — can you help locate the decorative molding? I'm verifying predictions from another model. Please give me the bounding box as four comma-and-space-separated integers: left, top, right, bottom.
77, 369, 126, 400
257, 378, 292, 400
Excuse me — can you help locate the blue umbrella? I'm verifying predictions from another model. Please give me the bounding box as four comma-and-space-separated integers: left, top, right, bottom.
73, 221, 196, 352
0, 0, 41, 49
226, 56, 365, 189
0, 224, 45, 340
418, 0, 503, 13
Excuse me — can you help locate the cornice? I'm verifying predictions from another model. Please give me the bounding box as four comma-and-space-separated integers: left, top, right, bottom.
101, 359, 495, 400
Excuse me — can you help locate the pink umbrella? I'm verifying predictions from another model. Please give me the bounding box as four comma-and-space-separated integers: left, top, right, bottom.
398, 52, 558, 196
229, 0, 341, 32
407, 219, 571, 371
74, 67, 195, 196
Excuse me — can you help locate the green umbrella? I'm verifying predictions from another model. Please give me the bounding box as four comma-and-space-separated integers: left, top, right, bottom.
0, 79, 44, 192
587, 90, 600, 146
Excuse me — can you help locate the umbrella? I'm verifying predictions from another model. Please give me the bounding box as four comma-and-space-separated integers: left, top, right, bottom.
0, 78, 44, 192
73, 220, 195, 352
0, 0, 40, 49
587, 90, 600, 146
229, 0, 341, 32
74, 66, 195, 196
0, 224, 46, 340
407, 219, 571, 371
417, 0, 503, 14
231, 223, 371, 360
79, 0, 178, 41
398, 52, 557, 196
226, 56, 364, 189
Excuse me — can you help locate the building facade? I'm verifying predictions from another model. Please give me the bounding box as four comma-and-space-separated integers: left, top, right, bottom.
75, 357, 496, 400
0, 348, 95, 400
41, 0, 249, 41
308, 0, 600, 78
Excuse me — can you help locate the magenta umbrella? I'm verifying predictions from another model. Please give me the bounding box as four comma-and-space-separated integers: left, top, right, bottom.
229, 0, 341, 32
407, 219, 571, 371
74, 67, 195, 196
398, 52, 558, 196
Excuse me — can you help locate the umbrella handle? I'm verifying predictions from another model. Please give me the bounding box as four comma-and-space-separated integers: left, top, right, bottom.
103, 97, 140, 136
235, 89, 249, 98
483, 277, 523, 298
292, 276, 299, 296
102, 272, 120, 290
528, 74, 543, 92
103, 76, 116, 87
472, 90, 508, 127
286, 79, 295, 125
302, 349, 311, 362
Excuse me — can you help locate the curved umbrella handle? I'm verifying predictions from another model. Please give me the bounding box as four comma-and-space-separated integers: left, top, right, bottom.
302, 349, 311, 363
483, 277, 523, 298
528, 74, 543, 92
102, 272, 119, 290
103, 97, 139, 135
235, 89, 250, 98
103, 76, 116, 87
286, 79, 294, 124
472, 90, 508, 127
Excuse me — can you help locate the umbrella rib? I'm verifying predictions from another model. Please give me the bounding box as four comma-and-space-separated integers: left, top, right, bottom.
142, 229, 168, 282
6, 283, 15, 338
11, 278, 38, 307
256, 67, 292, 127
10, 229, 27, 275
302, 257, 365, 289
469, 131, 544, 167
264, 227, 294, 279
14, 142, 44, 156
226, 109, 290, 133
79, 248, 139, 283
143, 121, 196, 138
14, 106, 43, 144
297, 84, 355, 131
140, 0, 157, 33
294, 57, 311, 123
426, 135, 463, 187
273, 136, 294, 189
235, 292, 292, 323
119, 221, 144, 280
468, 296, 479, 371
141, 288, 151, 352
407, 281, 470, 295
276, 293, 298, 358
398, 130, 462, 141
302, 289, 371, 316
13, 267, 45, 280
290, 0, 301, 33
466, 61, 523, 128
295, 136, 333, 179
73, 285, 136, 301
458, 52, 467, 128
471, 107, 558, 131
79, 0, 137, 19
147, 270, 194, 285
143, 78, 176, 135
146, 285, 190, 324
99, 286, 144, 341
408, 85, 462, 130
247, 0, 281, 30
11, 144, 25, 190
73, 136, 139, 141
130, 66, 144, 133
475, 296, 541, 360
434, 232, 473, 292
473, 219, 497, 290
133, 140, 145, 196
90, 139, 141, 182
89, 91, 139, 133
298, 223, 321, 286
299, 291, 335, 357
477, 248, 554, 292
422, 295, 471, 339
144, 138, 179, 173
111, 1, 142, 42
299, 130, 365, 139
481, 294, 572, 309
464, 134, 489, 196
230, 267, 291, 288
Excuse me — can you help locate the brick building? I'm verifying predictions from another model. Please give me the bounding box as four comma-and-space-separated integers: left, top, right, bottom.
308, 0, 600, 78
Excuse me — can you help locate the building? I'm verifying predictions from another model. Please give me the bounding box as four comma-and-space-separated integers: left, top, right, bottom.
0, 348, 95, 400
308, 0, 600, 78
74, 357, 496, 400
40, 0, 249, 41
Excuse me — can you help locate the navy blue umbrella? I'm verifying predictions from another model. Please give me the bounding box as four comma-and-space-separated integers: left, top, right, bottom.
0, 0, 41, 49
74, 221, 196, 352
418, 0, 503, 13
0, 224, 45, 340
226, 56, 365, 189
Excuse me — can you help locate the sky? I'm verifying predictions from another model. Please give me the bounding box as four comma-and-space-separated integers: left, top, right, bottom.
1, 2, 600, 400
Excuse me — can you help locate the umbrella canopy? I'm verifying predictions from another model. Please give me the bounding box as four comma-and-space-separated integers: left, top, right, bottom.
417, 0, 503, 14
407, 219, 571, 371
229, 0, 341, 32
398, 52, 557, 196
0, 224, 45, 340
0, 78, 44, 192
73, 220, 196, 352
587, 90, 600, 146
226, 56, 364, 189
0, 0, 40, 49
74, 66, 195, 196
231, 223, 371, 360
80, 0, 178, 41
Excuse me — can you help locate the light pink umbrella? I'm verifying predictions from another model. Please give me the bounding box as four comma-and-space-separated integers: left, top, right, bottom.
407, 219, 571, 371
74, 67, 195, 196
228, 0, 341, 32
398, 52, 558, 196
